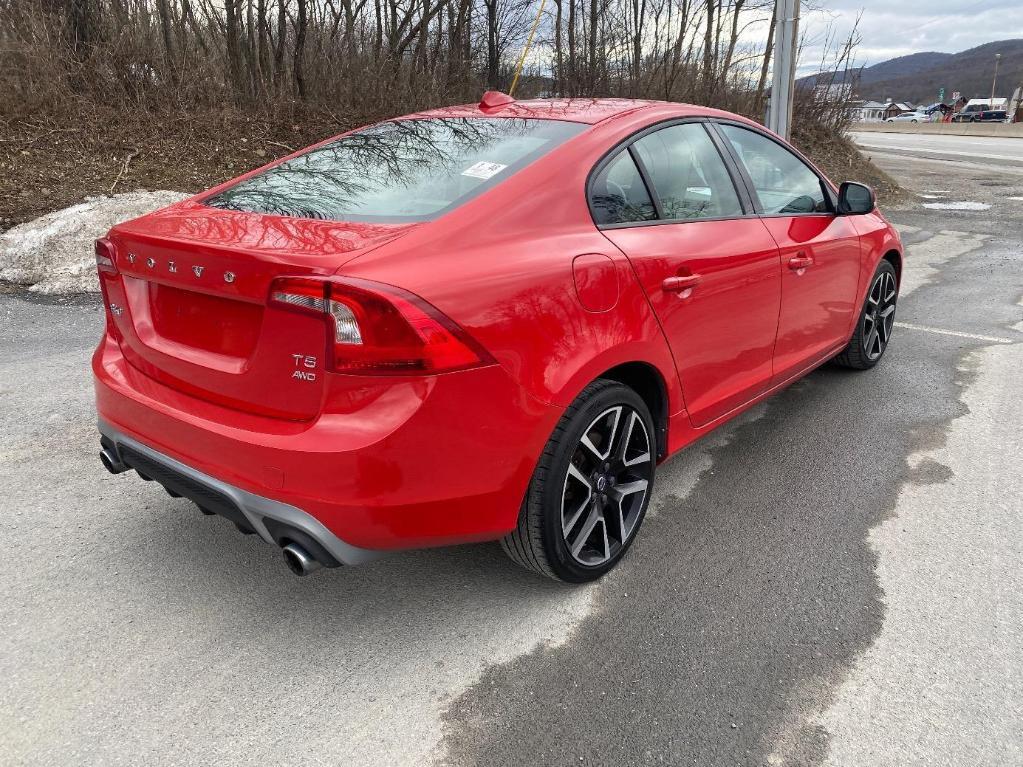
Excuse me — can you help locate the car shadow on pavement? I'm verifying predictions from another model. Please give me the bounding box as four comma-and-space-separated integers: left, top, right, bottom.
121, 495, 581, 627
439, 332, 972, 766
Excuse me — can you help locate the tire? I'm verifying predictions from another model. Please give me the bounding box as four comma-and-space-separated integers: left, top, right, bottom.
501, 379, 656, 583
834, 260, 898, 370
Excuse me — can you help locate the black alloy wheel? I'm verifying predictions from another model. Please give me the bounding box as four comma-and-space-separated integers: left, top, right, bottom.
835, 259, 899, 370
501, 380, 656, 582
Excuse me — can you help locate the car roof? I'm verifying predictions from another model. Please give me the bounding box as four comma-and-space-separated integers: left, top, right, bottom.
404, 97, 720, 125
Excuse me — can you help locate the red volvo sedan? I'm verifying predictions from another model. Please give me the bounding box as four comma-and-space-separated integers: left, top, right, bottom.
94, 93, 902, 582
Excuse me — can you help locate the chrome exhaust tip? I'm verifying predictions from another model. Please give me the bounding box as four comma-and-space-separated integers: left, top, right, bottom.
100, 448, 127, 474
282, 542, 323, 576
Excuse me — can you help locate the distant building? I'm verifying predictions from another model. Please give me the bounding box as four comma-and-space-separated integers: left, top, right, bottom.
883, 101, 916, 120
849, 100, 888, 121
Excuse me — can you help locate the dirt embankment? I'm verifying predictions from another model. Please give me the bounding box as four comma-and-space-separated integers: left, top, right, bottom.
1, 104, 357, 232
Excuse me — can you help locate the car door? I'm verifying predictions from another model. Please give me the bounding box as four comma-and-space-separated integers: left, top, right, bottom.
716, 123, 862, 382
593, 121, 782, 427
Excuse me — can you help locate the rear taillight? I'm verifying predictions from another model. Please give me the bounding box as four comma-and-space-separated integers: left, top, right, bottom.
95, 238, 118, 274
268, 276, 493, 376
94, 238, 124, 341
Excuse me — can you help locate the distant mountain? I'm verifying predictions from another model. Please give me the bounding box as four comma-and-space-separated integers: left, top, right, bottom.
854, 51, 953, 86
800, 39, 1023, 104
798, 52, 951, 91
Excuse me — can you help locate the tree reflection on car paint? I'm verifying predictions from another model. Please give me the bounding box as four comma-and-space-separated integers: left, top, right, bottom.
205, 117, 586, 223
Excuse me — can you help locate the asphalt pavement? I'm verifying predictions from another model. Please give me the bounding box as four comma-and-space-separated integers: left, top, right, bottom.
2, 135, 1021, 766
849, 130, 1023, 174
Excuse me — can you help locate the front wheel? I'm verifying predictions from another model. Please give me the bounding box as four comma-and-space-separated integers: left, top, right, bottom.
835, 260, 898, 370
501, 379, 656, 582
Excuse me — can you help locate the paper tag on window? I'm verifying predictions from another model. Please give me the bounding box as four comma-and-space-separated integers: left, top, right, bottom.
461, 161, 507, 180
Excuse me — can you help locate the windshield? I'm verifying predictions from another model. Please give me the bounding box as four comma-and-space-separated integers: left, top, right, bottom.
204, 117, 586, 223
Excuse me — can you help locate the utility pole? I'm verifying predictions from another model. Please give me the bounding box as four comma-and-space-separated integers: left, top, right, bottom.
990, 53, 1002, 108
767, 0, 800, 140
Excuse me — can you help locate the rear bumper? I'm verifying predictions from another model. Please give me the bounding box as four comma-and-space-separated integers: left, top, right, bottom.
99, 421, 376, 566
93, 334, 560, 553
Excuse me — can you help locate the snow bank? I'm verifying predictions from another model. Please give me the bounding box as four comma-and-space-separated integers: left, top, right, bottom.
0, 190, 189, 295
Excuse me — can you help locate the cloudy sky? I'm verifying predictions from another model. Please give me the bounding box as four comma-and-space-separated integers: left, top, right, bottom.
795, 0, 1023, 71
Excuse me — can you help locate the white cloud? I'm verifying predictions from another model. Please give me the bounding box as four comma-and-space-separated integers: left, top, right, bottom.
797, 1, 1023, 69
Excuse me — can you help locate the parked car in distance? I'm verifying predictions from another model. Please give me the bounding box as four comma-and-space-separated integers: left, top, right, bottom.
970, 110, 1008, 123
952, 104, 988, 122
886, 111, 926, 123
93, 93, 903, 583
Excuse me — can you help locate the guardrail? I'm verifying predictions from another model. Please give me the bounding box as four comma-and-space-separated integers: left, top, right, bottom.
848, 122, 1023, 138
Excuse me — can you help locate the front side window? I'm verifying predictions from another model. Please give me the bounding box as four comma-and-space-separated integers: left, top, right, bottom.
204, 117, 586, 223
631, 123, 743, 220
719, 124, 829, 215
589, 151, 657, 225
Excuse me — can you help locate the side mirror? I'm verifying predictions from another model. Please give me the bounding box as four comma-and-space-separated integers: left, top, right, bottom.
837, 181, 876, 215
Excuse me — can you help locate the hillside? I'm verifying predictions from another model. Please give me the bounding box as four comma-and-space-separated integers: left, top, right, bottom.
855, 51, 953, 86
799, 51, 948, 90
802, 39, 1023, 104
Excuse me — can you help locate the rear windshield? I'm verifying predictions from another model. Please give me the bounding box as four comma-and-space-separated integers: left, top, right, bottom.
204, 117, 586, 223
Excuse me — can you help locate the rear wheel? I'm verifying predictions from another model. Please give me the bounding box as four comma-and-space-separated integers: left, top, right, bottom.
835, 260, 898, 370
501, 379, 656, 583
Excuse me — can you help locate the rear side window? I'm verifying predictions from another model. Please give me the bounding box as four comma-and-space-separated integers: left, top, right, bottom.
204, 117, 586, 223
719, 125, 829, 215
589, 151, 657, 225
631, 123, 743, 220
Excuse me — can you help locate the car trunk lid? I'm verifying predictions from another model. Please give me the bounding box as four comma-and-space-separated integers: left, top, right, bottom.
105, 203, 420, 420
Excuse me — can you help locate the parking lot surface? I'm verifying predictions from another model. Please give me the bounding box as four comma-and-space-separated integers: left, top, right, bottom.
2, 135, 1021, 766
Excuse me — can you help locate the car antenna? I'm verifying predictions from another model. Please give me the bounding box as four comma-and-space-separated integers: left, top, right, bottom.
508, 0, 547, 96
479, 91, 516, 110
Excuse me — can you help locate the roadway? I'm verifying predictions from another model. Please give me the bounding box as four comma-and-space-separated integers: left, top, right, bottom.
850, 130, 1023, 173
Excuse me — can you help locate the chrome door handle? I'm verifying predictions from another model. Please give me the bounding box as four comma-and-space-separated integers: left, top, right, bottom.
662, 274, 701, 292
788, 254, 814, 270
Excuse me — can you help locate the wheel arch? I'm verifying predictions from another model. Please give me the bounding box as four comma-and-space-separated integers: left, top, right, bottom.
593, 361, 670, 460
882, 248, 902, 286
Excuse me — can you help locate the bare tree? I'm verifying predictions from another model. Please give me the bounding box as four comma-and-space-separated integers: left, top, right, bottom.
0, 0, 854, 144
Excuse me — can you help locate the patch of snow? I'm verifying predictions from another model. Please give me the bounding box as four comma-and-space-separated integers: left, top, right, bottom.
922, 189, 951, 194
917, 194, 945, 199
920, 201, 991, 211
1007, 196, 1023, 202
0, 190, 188, 294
